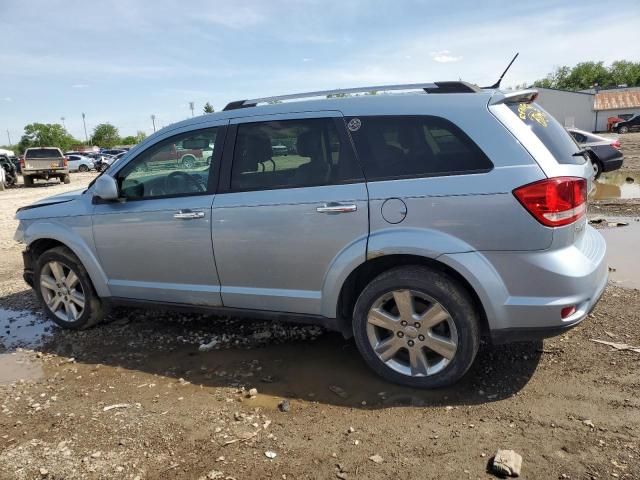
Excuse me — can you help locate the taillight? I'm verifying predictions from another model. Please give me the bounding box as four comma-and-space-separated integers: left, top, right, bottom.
19, 159, 25, 168
611, 139, 621, 150
513, 177, 587, 227
63, 157, 69, 166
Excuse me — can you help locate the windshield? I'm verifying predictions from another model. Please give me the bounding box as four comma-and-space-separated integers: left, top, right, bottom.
508, 102, 585, 165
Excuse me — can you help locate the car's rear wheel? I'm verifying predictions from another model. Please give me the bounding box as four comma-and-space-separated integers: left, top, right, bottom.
181, 155, 196, 169
78, 164, 89, 172
62, 175, 71, 184
352, 266, 480, 388
590, 157, 602, 179
34, 246, 104, 330
23, 175, 34, 187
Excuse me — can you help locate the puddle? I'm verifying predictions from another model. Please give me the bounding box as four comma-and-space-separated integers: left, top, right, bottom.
0, 351, 44, 385
593, 172, 640, 200
600, 219, 640, 289
0, 308, 53, 350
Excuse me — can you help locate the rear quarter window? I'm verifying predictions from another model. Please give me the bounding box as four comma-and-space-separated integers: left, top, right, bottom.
508, 103, 584, 165
25, 148, 63, 159
346, 115, 493, 181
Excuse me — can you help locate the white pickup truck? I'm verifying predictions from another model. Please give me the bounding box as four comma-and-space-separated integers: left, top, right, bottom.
22, 147, 70, 186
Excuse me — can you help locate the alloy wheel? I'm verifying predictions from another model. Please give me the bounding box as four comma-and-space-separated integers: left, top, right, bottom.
39, 260, 85, 322
366, 289, 458, 377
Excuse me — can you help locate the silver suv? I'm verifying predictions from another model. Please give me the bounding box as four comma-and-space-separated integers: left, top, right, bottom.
14, 82, 607, 388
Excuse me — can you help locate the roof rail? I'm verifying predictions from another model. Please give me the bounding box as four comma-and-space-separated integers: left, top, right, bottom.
222, 81, 480, 111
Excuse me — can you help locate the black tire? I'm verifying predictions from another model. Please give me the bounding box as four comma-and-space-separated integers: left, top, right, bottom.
23, 175, 34, 187
592, 159, 602, 179
78, 164, 89, 172
63, 175, 71, 184
618, 126, 629, 134
34, 246, 104, 330
181, 155, 196, 169
0, 180, 4, 191
352, 266, 480, 388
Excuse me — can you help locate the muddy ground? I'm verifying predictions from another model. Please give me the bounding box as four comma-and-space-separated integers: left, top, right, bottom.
1, 135, 640, 479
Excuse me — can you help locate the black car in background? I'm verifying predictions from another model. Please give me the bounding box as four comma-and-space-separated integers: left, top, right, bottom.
613, 114, 640, 134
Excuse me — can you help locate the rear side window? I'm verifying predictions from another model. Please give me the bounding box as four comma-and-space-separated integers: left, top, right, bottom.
346, 115, 492, 181
231, 118, 363, 192
507, 103, 584, 165
26, 149, 62, 159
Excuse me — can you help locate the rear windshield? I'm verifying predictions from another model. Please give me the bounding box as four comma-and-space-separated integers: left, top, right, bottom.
26, 148, 63, 159
508, 102, 585, 165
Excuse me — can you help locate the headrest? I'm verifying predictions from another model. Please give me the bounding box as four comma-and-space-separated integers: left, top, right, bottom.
296, 130, 322, 158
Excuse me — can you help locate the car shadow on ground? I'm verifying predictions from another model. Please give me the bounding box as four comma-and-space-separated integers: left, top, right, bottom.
1, 289, 543, 409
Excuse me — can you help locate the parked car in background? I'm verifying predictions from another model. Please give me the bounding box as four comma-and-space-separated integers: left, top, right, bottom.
0, 155, 18, 188
21, 147, 70, 186
66, 154, 95, 172
612, 114, 640, 134
15, 83, 607, 388
93, 154, 119, 172
567, 128, 624, 178
100, 148, 127, 156
271, 144, 288, 156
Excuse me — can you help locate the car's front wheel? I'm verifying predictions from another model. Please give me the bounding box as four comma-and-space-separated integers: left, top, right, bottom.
34, 246, 104, 330
352, 266, 480, 388
618, 126, 629, 134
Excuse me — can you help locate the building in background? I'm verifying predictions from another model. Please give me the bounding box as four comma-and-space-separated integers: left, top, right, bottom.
534, 86, 640, 133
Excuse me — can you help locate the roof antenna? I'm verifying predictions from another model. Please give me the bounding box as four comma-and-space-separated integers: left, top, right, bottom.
483, 53, 519, 89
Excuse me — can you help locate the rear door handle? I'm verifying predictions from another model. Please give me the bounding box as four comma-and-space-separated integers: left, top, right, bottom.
173, 209, 205, 219
316, 203, 357, 214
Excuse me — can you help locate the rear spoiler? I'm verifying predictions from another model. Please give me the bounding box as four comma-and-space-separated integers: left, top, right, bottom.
488, 89, 538, 106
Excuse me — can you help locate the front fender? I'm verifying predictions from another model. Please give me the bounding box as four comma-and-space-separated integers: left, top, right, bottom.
24, 220, 111, 297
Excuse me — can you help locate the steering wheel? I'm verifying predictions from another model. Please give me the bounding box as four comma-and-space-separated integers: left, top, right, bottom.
165, 171, 206, 194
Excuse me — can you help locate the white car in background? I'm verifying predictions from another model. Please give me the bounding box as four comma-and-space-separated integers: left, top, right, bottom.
66, 154, 95, 172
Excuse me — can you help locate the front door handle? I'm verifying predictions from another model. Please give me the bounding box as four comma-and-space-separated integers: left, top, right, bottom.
316, 202, 357, 214
173, 210, 205, 220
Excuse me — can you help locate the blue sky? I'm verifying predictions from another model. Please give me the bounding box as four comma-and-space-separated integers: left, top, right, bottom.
1, 0, 639, 142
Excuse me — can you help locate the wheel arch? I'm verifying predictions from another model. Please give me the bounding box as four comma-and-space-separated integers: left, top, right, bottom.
335, 254, 490, 339
25, 227, 111, 297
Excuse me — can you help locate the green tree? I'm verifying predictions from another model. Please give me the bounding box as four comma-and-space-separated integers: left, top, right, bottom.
609, 60, 640, 87
18, 123, 79, 153
134, 130, 147, 142
562, 61, 611, 90
533, 60, 640, 90
92, 123, 120, 148
203, 102, 215, 114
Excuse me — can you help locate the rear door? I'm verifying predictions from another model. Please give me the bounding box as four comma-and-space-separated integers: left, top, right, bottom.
211, 112, 368, 315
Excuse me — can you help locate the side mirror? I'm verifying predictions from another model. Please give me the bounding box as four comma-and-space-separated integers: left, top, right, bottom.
93, 174, 119, 201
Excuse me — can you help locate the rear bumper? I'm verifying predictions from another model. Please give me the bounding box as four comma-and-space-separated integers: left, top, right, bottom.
490, 269, 607, 344
441, 225, 608, 344
601, 156, 624, 173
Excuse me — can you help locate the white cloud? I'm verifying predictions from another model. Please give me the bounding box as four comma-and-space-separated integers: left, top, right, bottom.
2, 97, 12, 102
431, 50, 463, 63
72, 84, 88, 89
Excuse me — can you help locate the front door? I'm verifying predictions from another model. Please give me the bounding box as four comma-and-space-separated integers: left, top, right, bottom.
212, 113, 368, 315
92, 125, 226, 305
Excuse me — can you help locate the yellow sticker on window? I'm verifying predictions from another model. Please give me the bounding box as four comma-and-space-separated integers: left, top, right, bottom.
518, 103, 548, 128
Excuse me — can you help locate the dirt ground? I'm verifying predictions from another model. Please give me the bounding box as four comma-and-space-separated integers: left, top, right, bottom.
1, 140, 640, 480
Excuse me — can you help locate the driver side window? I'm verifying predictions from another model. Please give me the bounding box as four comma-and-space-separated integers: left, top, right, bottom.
117, 127, 219, 199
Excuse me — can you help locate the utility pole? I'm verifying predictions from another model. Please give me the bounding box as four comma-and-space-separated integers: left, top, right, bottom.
151, 114, 156, 133
189, 102, 194, 117
81, 113, 89, 144
6, 129, 12, 147
61, 117, 66, 129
